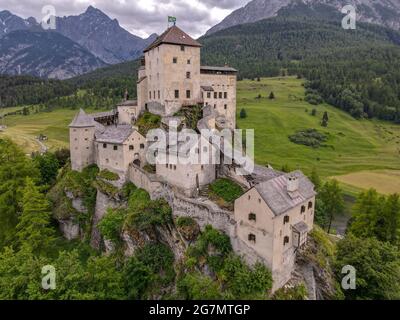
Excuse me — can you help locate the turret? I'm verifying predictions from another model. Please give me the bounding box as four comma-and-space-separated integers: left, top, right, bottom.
69, 109, 96, 172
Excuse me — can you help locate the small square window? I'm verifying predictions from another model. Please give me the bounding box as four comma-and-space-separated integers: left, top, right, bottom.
249, 213, 256, 222
173, 57, 178, 64
140, 144, 145, 149
186, 72, 191, 79
224, 104, 227, 110
207, 92, 211, 99
187, 59, 191, 64
129, 145, 134, 150
103, 143, 107, 149
248, 234, 256, 243
113, 146, 118, 151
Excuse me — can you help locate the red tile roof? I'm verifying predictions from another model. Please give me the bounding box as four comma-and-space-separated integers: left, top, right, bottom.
144, 26, 202, 52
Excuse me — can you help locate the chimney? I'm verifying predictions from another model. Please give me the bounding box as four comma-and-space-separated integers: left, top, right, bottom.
287, 175, 299, 193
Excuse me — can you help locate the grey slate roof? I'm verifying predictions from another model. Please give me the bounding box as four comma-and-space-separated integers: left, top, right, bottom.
69, 109, 96, 128
293, 221, 309, 234
255, 170, 316, 216
201, 66, 238, 73
201, 86, 214, 92
92, 111, 115, 119
95, 125, 133, 144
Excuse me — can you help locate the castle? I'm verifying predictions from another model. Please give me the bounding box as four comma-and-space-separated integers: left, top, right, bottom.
69, 25, 316, 291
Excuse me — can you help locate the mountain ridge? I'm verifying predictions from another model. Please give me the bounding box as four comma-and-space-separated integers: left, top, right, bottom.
206, 0, 400, 35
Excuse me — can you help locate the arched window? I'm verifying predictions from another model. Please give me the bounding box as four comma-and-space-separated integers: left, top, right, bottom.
301, 205, 306, 214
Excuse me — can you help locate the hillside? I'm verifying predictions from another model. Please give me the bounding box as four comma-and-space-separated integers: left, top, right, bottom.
206, 0, 400, 35
236, 77, 400, 194
0, 30, 106, 79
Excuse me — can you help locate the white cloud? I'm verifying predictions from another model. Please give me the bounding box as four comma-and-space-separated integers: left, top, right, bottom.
0, 0, 248, 38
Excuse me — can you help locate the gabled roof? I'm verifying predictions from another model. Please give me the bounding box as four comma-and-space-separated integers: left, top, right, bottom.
144, 26, 202, 53
95, 125, 134, 144
69, 109, 96, 128
254, 170, 316, 216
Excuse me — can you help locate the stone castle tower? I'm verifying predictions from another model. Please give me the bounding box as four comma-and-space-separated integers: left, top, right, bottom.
69, 109, 97, 171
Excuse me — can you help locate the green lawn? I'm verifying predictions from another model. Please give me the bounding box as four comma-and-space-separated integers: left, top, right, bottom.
237, 77, 400, 191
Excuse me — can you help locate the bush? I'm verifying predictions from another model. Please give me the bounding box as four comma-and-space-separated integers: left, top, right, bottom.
272, 284, 308, 300
97, 169, 120, 181
239, 108, 247, 119
124, 189, 172, 232
136, 112, 161, 135
177, 272, 222, 300
98, 208, 126, 243
288, 129, 328, 148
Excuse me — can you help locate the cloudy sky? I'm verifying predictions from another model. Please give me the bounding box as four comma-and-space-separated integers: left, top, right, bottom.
0, 0, 250, 38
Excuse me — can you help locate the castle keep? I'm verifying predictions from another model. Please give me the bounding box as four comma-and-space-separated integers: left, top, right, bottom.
69, 25, 316, 291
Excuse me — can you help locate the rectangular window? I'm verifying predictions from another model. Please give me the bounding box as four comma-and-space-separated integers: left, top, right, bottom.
149, 91, 151, 99
103, 144, 107, 149
186, 90, 191, 99
186, 72, 191, 79
219, 92, 223, 99
284, 215, 289, 224
248, 234, 256, 243
173, 57, 177, 64
301, 205, 306, 214
113, 146, 118, 151
284, 236, 290, 245
207, 92, 211, 99
224, 92, 228, 99
224, 104, 227, 110
187, 59, 191, 64
140, 144, 145, 149
129, 145, 134, 151
158, 90, 160, 99
214, 92, 217, 99
249, 213, 256, 222
153, 91, 156, 100
181, 45, 185, 51
175, 90, 180, 99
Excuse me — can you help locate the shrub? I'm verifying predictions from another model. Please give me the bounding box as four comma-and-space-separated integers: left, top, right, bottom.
98, 208, 126, 243
98, 169, 120, 181
239, 108, 247, 119
288, 129, 328, 148
136, 112, 161, 135
124, 189, 172, 231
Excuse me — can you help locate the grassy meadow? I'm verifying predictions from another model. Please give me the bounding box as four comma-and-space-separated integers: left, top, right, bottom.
237, 77, 400, 195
